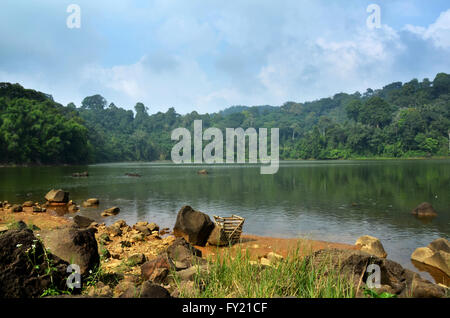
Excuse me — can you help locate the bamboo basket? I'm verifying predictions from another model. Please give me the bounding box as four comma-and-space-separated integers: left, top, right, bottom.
213, 214, 245, 245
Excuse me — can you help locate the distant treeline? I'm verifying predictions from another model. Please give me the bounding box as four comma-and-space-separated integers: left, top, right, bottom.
0, 73, 449, 164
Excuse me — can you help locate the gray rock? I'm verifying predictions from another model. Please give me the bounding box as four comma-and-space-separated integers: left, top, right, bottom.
39, 227, 99, 275
139, 281, 171, 298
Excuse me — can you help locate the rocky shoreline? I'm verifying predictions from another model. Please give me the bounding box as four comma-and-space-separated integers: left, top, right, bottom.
0, 190, 449, 298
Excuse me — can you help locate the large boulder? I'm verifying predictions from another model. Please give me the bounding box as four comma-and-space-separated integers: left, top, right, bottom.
45, 189, 69, 204
355, 235, 387, 258
412, 202, 438, 217
308, 249, 447, 298
207, 224, 229, 246
173, 206, 215, 246
39, 227, 99, 275
411, 238, 450, 277
0, 228, 69, 298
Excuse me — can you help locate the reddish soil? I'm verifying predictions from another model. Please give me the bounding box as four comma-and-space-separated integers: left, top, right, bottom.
195, 234, 360, 261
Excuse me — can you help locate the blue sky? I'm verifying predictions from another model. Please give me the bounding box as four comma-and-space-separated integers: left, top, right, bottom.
0, 0, 449, 114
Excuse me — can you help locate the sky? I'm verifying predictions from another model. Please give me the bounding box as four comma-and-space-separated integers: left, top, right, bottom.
0, 0, 449, 114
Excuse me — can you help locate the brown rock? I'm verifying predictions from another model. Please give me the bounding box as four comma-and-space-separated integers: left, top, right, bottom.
412, 202, 438, 217
45, 189, 69, 203
355, 235, 388, 258
411, 238, 450, 277
8, 204, 23, 213
139, 281, 171, 298
207, 224, 229, 246
83, 198, 100, 207
141, 255, 174, 283
101, 206, 120, 217
22, 201, 34, 207
173, 205, 215, 246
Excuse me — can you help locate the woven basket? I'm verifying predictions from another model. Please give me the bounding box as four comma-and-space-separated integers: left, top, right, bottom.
213, 215, 245, 245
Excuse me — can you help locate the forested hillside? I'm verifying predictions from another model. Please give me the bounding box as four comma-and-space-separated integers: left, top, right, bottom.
0, 73, 449, 165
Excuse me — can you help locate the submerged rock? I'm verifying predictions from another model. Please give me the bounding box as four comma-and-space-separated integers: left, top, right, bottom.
412, 202, 438, 217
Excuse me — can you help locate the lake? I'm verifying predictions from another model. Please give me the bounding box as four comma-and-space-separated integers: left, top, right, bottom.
1, 159, 449, 282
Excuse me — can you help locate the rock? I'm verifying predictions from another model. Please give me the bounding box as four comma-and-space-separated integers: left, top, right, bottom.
139, 281, 171, 298
260, 257, 272, 266
82, 198, 99, 207
0, 228, 69, 298
428, 238, 450, 253
197, 169, 208, 175
73, 215, 96, 228
176, 265, 208, 281
167, 237, 204, 269
141, 255, 174, 283
22, 201, 34, 207
73, 171, 88, 177
9, 220, 28, 230
107, 225, 122, 237
207, 224, 229, 246
308, 249, 447, 298
32, 206, 44, 213
45, 189, 69, 204
8, 204, 23, 213
412, 202, 438, 217
86, 281, 112, 298
173, 205, 215, 246
134, 224, 151, 235
39, 227, 99, 275
267, 252, 284, 263
115, 281, 139, 298
125, 173, 141, 177
101, 206, 120, 217
411, 238, 450, 277
68, 204, 79, 213
147, 222, 159, 232
127, 253, 146, 266
355, 235, 388, 258
113, 220, 128, 228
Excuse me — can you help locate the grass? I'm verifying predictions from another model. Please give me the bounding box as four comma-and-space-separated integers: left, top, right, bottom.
172, 245, 356, 298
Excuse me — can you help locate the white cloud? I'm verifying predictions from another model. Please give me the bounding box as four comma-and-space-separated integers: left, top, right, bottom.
404, 9, 450, 49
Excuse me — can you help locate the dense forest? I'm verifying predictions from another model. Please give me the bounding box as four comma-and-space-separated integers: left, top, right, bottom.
0, 73, 449, 165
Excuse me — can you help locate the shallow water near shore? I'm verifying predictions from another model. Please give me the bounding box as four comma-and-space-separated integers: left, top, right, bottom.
0, 159, 449, 283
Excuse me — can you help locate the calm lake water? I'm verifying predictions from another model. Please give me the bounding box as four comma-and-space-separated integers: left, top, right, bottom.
1, 160, 449, 282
